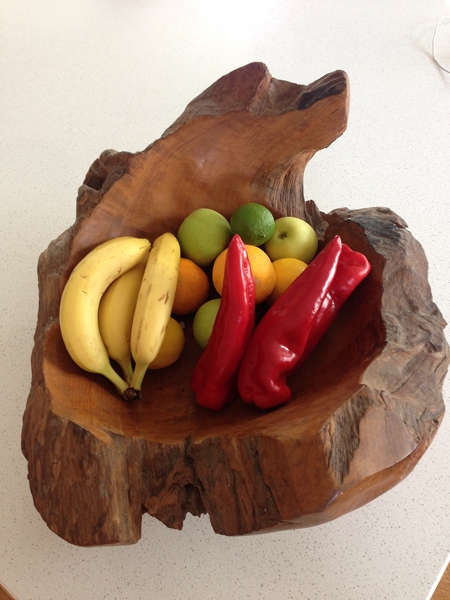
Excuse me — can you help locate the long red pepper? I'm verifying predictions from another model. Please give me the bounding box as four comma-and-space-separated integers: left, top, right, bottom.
237, 235, 371, 410
297, 241, 372, 371
191, 234, 255, 410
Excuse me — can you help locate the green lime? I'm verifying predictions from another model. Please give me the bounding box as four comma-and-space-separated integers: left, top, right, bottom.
193, 298, 221, 350
230, 203, 275, 246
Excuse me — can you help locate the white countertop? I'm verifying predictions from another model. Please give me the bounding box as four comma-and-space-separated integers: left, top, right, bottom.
1, 1, 450, 598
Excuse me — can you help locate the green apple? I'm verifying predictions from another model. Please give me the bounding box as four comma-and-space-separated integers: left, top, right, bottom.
177, 208, 232, 267
264, 216, 318, 264
193, 299, 221, 350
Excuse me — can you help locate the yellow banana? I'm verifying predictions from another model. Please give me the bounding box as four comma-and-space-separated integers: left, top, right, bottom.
98, 251, 149, 384
59, 236, 151, 396
125, 232, 180, 400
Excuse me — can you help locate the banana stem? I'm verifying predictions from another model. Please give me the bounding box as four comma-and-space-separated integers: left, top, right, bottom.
130, 361, 148, 391
118, 358, 134, 385
123, 361, 148, 402
104, 365, 130, 397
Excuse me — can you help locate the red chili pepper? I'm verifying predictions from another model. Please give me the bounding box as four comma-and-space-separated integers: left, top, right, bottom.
191, 234, 255, 410
237, 235, 371, 410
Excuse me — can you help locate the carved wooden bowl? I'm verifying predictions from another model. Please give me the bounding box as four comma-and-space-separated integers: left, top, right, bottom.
22, 63, 449, 546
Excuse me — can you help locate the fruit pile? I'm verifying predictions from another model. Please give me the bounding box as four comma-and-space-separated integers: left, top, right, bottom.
59, 202, 371, 409
176, 205, 317, 350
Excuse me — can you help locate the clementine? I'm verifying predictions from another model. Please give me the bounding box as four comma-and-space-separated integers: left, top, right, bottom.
172, 258, 210, 316
148, 318, 185, 369
212, 244, 275, 304
266, 257, 308, 305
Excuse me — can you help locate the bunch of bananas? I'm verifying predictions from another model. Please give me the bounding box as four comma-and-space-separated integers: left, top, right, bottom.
59, 232, 181, 401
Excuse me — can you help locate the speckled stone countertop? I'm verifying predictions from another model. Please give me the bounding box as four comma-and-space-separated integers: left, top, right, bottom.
1, 1, 449, 599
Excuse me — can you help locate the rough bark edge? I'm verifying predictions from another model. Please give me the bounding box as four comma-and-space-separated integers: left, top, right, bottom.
321, 208, 448, 485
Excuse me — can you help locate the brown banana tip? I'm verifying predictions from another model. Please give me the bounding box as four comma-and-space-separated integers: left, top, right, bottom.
123, 388, 142, 403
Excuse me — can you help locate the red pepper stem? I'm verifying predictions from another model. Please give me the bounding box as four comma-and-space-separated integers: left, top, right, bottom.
191, 234, 255, 410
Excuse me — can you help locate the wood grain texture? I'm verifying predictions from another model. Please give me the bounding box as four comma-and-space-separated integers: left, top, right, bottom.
21, 62, 449, 546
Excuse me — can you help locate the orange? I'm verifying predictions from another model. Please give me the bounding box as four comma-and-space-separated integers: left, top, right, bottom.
172, 258, 210, 316
212, 244, 276, 304
266, 258, 308, 305
148, 318, 185, 369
